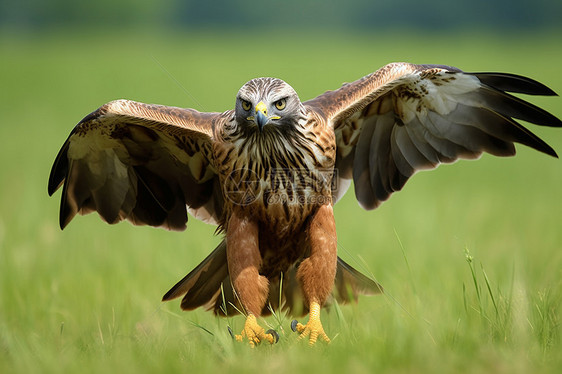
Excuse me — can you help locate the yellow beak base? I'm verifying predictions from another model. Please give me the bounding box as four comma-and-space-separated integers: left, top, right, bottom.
255, 101, 267, 116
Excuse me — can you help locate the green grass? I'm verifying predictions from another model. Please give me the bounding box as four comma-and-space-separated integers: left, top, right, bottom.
1, 29, 561, 373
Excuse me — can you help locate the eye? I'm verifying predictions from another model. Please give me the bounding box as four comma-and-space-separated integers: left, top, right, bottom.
241, 100, 252, 111
274, 98, 286, 110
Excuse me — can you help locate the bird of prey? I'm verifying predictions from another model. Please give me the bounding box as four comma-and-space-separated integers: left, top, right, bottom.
48, 62, 561, 346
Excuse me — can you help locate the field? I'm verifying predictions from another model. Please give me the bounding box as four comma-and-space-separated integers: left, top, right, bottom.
1, 29, 561, 373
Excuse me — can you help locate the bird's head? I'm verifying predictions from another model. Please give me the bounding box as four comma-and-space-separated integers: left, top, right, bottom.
235, 77, 305, 131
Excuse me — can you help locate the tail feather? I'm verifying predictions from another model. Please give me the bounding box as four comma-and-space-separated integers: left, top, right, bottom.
162, 239, 229, 310
333, 257, 383, 301
265, 257, 383, 317
163, 241, 382, 316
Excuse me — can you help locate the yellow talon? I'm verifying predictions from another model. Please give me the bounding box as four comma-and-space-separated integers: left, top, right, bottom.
234, 314, 277, 347
292, 301, 330, 345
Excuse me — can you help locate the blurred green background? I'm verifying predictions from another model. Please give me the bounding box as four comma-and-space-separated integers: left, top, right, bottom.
2, 0, 561, 31
1, 1, 561, 373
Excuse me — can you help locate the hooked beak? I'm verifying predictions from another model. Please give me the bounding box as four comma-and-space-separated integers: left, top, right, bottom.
255, 101, 268, 130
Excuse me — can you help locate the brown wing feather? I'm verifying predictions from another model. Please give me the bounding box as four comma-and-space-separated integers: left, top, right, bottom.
306, 63, 561, 209
48, 99, 225, 230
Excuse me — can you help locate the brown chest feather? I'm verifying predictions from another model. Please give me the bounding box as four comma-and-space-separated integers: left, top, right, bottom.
215, 120, 335, 235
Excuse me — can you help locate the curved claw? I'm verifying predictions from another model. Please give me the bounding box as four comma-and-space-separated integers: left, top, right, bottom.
266, 329, 280, 344
291, 319, 299, 332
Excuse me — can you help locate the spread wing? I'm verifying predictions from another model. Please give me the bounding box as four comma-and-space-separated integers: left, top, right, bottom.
305, 62, 562, 209
48, 99, 226, 230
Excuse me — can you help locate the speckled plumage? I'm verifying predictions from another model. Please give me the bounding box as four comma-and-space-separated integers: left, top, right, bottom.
49, 63, 561, 345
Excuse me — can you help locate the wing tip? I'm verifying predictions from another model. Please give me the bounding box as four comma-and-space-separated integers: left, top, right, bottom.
543, 146, 559, 158
48, 141, 70, 196
47, 180, 60, 197
58, 182, 76, 231
523, 142, 558, 158
471, 72, 559, 96
59, 216, 70, 230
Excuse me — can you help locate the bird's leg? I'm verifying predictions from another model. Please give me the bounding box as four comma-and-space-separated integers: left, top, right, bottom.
226, 209, 276, 347
293, 204, 337, 345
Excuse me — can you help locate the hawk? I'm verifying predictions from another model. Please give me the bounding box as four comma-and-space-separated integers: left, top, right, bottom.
48, 62, 561, 346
